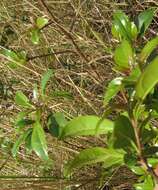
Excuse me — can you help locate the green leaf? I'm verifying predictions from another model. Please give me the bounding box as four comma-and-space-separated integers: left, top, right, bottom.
36, 17, 48, 29
113, 115, 136, 149
18, 50, 27, 60
114, 40, 134, 69
60, 115, 114, 139
135, 56, 158, 100
41, 69, 54, 96
124, 153, 137, 167
15, 111, 27, 123
16, 119, 35, 132
147, 158, 158, 168
112, 10, 132, 41
134, 175, 154, 190
64, 147, 125, 176
30, 29, 40, 45
131, 22, 138, 39
12, 128, 32, 157
47, 112, 67, 138
104, 77, 123, 105
15, 91, 33, 108
51, 90, 73, 100
2, 49, 19, 60
140, 36, 158, 63
1, 49, 26, 68
25, 131, 33, 153
31, 121, 49, 160
123, 66, 141, 85
137, 9, 155, 36
130, 166, 145, 175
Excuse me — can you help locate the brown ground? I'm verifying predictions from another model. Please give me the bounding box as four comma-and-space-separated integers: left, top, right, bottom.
0, 0, 157, 189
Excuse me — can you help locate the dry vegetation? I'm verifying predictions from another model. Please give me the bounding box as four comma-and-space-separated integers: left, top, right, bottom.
0, 0, 158, 189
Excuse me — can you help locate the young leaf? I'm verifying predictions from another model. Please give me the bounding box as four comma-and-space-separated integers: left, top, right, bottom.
12, 128, 32, 157
15, 91, 33, 108
64, 147, 125, 176
103, 77, 123, 105
114, 40, 134, 69
140, 36, 158, 63
30, 29, 40, 45
2, 49, 19, 60
41, 69, 54, 96
135, 56, 158, 100
36, 17, 48, 29
18, 50, 27, 60
31, 121, 49, 160
131, 22, 138, 39
137, 9, 155, 36
112, 10, 132, 41
113, 115, 136, 149
60, 115, 114, 139
1, 49, 26, 68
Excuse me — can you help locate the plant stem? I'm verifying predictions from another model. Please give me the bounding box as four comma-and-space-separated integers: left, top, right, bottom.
130, 113, 158, 184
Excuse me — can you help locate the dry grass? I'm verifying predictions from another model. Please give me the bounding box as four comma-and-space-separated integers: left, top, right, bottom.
0, 0, 158, 189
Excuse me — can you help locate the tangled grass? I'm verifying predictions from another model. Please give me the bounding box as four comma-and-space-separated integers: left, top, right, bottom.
0, 0, 158, 189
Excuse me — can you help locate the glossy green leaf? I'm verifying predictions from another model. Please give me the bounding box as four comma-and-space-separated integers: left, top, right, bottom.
113, 115, 136, 149
2, 49, 19, 60
112, 10, 132, 41
1, 49, 26, 68
137, 9, 155, 36
30, 29, 40, 45
36, 17, 48, 29
16, 119, 35, 132
131, 22, 138, 39
15, 91, 33, 108
12, 128, 32, 157
60, 115, 114, 139
134, 175, 154, 190
135, 56, 158, 100
147, 158, 158, 168
114, 40, 134, 69
140, 37, 158, 63
112, 24, 121, 40
104, 77, 123, 105
130, 166, 145, 175
31, 121, 49, 160
64, 147, 125, 176
41, 69, 54, 96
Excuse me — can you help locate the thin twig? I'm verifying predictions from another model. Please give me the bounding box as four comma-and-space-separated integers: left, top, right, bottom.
0, 154, 11, 171
39, 0, 88, 63
27, 50, 76, 61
